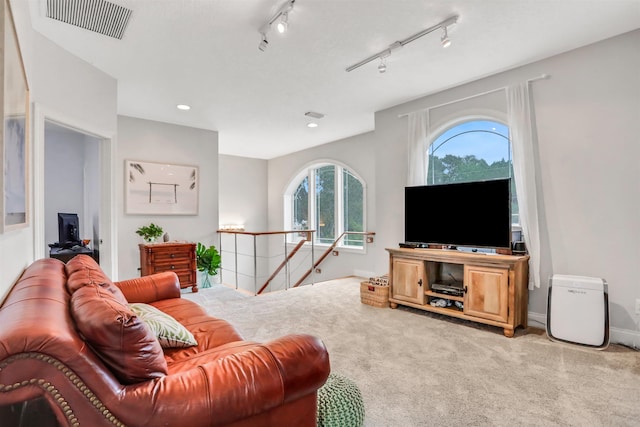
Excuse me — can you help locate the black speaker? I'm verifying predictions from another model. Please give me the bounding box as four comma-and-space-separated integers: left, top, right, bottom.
512, 241, 527, 255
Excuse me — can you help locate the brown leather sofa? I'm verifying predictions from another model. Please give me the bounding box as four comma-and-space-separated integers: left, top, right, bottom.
0, 255, 330, 426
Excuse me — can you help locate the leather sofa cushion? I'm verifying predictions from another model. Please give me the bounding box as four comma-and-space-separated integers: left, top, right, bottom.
70, 284, 168, 384
66, 255, 128, 304
151, 298, 245, 364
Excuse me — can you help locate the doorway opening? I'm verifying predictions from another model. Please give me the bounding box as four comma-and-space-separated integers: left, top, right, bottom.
34, 104, 116, 279
44, 120, 101, 262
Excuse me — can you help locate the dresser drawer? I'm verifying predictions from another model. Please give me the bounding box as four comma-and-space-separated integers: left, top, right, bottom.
148, 260, 192, 274
146, 248, 194, 264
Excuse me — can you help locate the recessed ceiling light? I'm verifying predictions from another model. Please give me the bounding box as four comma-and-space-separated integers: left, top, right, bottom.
307, 122, 318, 128
177, 104, 191, 110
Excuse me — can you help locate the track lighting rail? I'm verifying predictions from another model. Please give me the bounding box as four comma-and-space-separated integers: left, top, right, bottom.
345, 15, 459, 72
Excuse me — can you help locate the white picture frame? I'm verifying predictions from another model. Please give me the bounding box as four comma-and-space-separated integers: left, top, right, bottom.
1, 0, 30, 232
125, 160, 199, 215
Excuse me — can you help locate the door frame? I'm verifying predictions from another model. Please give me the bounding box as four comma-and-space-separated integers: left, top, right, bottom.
33, 103, 118, 279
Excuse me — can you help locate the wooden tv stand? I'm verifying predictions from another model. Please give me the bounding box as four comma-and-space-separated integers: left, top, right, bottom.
386, 248, 529, 337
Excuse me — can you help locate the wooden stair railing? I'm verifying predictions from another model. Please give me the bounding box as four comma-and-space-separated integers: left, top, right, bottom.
292, 231, 375, 289
257, 238, 307, 295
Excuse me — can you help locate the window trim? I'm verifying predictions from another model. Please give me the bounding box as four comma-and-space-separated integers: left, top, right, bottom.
428, 113, 508, 148
284, 160, 367, 250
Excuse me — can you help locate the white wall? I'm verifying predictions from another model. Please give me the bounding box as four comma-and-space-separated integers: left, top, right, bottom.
84, 134, 102, 248
373, 30, 640, 342
267, 30, 640, 344
44, 127, 85, 246
219, 155, 268, 232
268, 131, 379, 282
117, 116, 219, 281
43, 124, 101, 252
5, 0, 638, 344
218, 155, 268, 291
533, 30, 639, 337
1, 0, 117, 301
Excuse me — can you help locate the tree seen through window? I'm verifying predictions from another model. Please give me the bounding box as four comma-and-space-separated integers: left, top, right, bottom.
427, 120, 519, 224
290, 163, 365, 248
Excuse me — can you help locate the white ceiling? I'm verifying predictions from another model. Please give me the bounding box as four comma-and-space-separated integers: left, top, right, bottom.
28, 0, 640, 159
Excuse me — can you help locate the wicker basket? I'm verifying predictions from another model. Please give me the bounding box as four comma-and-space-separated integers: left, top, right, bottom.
360, 281, 390, 308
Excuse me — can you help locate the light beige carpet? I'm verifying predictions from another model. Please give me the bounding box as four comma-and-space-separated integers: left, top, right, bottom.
183, 278, 640, 427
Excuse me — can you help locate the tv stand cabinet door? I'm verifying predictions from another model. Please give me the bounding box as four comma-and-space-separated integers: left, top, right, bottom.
464, 265, 509, 323
391, 258, 426, 305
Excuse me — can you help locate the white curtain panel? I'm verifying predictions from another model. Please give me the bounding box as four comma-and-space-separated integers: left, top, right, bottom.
507, 83, 541, 289
406, 110, 429, 186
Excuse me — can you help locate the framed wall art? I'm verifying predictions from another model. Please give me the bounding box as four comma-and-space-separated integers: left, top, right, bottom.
1, 0, 30, 232
125, 160, 199, 215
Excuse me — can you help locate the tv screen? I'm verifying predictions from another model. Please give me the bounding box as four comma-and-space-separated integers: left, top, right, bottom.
404, 179, 511, 249
58, 212, 80, 244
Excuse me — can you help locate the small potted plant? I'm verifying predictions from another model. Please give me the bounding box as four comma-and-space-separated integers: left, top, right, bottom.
196, 243, 221, 288
136, 223, 164, 242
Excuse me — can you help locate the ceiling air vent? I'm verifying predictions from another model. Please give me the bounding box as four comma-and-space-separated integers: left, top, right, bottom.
46, 0, 133, 40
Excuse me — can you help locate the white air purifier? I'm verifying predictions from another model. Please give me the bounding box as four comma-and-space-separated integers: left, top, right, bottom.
546, 274, 609, 349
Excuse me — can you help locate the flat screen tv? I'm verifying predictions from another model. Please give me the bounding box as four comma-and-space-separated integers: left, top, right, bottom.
58, 212, 80, 244
404, 178, 511, 249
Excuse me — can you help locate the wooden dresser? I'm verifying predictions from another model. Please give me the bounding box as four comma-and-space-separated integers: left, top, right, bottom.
139, 242, 198, 292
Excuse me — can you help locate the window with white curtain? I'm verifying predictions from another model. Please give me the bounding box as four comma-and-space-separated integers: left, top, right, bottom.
286, 162, 365, 248
427, 119, 520, 226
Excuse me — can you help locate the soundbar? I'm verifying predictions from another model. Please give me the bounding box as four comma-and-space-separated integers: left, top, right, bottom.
399, 242, 428, 249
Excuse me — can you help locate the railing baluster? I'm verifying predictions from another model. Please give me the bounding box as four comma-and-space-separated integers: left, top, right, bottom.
234, 234, 238, 290
284, 234, 289, 290
311, 232, 315, 285
253, 234, 257, 295
218, 233, 223, 284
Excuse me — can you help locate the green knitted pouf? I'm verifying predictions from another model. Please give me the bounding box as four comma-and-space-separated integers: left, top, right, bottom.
317, 373, 365, 427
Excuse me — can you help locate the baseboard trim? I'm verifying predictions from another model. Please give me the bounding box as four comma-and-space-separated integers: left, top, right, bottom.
353, 269, 377, 279
527, 311, 547, 329
609, 327, 640, 349
528, 311, 639, 349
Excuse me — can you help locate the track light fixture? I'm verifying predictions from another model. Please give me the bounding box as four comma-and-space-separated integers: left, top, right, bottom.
258, 33, 269, 51
277, 12, 288, 33
258, 0, 295, 51
441, 26, 451, 48
376, 49, 393, 73
345, 15, 459, 72
378, 58, 387, 73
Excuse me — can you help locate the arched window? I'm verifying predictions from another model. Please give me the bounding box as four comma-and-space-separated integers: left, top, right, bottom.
286, 162, 365, 248
427, 120, 519, 225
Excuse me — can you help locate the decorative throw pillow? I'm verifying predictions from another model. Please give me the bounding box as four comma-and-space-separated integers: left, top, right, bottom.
70, 285, 168, 384
129, 303, 198, 348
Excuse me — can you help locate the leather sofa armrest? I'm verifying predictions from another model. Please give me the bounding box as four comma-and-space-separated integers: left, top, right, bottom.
114, 272, 181, 303
120, 334, 330, 426
261, 334, 331, 402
